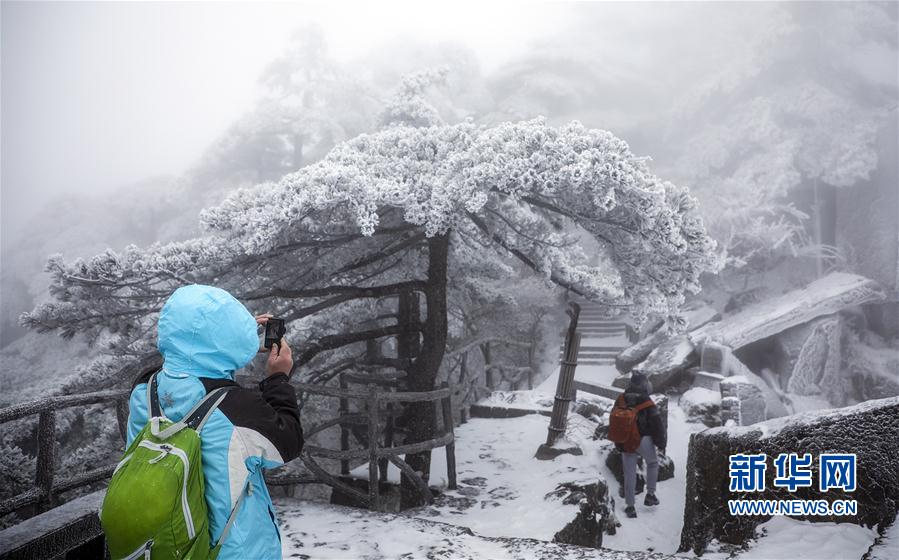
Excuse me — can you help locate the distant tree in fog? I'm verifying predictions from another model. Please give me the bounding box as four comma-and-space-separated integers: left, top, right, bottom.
667, 1, 897, 276
194, 26, 380, 186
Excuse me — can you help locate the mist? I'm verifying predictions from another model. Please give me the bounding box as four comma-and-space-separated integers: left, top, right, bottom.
1, 1, 567, 241
1, 3, 898, 557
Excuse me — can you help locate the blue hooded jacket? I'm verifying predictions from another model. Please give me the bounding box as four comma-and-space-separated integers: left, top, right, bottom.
127, 284, 303, 560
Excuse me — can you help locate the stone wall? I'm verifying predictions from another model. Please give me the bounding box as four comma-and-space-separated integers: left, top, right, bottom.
679, 397, 899, 555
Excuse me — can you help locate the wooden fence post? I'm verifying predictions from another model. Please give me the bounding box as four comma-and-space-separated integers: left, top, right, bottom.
35, 410, 56, 512
440, 382, 457, 490
380, 403, 393, 483
537, 302, 581, 458
339, 373, 349, 475
366, 387, 380, 511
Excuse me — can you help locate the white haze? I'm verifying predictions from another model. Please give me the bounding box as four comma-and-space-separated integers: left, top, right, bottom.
1, 0, 568, 243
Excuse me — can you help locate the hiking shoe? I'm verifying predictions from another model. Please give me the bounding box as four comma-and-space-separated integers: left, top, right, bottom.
644, 493, 660, 506
624, 505, 637, 518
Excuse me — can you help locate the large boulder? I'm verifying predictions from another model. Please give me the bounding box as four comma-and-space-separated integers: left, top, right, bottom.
786, 315, 847, 404
546, 478, 616, 547
691, 273, 885, 351
719, 377, 767, 425
617, 302, 720, 376
846, 336, 899, 402
632, 335, 697, 391
701, 341, 790, 421
616, 329, 669, 374
679, 396, 899, 555
679, 387, 722, 427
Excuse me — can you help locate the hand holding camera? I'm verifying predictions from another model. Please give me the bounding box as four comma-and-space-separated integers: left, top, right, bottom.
255, 314, 292, 377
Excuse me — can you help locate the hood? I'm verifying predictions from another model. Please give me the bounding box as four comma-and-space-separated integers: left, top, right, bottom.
157, 284, 259, 379
625, 372, 652, 398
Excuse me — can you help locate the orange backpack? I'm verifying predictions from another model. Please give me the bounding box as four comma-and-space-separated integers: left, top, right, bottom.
607, 395, 654, 452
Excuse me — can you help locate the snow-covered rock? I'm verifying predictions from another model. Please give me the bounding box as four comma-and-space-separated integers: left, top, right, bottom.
616, 328, 669, 374
720, 376, 767, 425
691, 272, 885, 351
679, 387, 721, 427
546, 478, 614, 547
785, 315, 843, 400
632, 335, 697, 391
845, 335, 899, 402
616, 302, 720, 375
679, 396, 899, 554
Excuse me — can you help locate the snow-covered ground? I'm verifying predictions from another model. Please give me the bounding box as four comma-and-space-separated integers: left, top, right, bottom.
335, 369, 704, 555
274, 361, 889, 559
276, 501, 676, 559
702, 517, 882, 560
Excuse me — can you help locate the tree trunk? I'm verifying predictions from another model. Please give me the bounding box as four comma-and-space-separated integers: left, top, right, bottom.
482, 342, 494, 389
401, 234, 449, 508
397, 290, 421, 361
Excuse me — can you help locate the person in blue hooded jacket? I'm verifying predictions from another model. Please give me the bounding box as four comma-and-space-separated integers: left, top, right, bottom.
126, 284, 304, 559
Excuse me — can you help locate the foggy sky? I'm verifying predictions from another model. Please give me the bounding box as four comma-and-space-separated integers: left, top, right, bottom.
1, 1, 569, 247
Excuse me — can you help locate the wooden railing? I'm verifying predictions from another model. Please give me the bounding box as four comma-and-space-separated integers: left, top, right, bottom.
294, 380, 457, 511
1, 379, 459, 520
0, 390, 130, 517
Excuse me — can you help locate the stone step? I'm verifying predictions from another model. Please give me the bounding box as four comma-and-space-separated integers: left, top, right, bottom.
559, 345, 624, 352
577, 360, 616, 366
560, 351, 619, 359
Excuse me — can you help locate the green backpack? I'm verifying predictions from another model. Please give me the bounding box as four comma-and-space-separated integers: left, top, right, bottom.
101, 373, 245, 559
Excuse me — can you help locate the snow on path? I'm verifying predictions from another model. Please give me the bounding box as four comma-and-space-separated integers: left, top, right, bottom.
276, 501, 677, 559
536, 361, 621, 393
374, 401, 700, 555
283, 366, 883, 559
601, 402, 703, 554
346, 379, 701, 555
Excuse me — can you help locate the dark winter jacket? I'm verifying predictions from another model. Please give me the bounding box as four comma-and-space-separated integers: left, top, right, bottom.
622, 389, 667, 451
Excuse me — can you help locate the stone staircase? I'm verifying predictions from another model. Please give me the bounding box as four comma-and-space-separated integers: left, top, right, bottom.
560, 300, 630, 366
560, 300, 631, 400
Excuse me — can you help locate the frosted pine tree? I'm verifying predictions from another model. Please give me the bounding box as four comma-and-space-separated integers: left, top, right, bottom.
23, 72, 719, 504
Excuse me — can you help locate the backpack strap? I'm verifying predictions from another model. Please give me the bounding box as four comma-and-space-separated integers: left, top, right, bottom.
634, 399, 655, 412
151, 386, 234, 440
147, 371, 164, 420
185, 388, 232, 432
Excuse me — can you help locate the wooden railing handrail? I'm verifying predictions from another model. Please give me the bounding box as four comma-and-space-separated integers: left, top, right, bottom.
0, 390, 131, 517
0, 390, 130, 424
293, 382, 451, 402
1, 378, 459, 518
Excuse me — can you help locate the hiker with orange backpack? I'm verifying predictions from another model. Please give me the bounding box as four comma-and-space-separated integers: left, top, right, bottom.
607, 372, 667, 519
